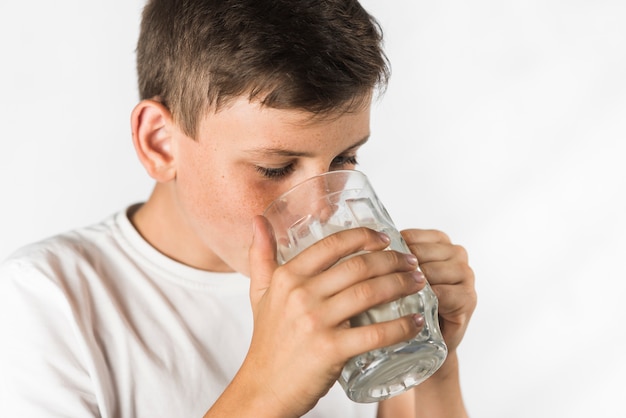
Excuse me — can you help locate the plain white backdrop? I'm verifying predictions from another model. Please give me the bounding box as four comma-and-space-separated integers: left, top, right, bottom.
1, 1, 625, 417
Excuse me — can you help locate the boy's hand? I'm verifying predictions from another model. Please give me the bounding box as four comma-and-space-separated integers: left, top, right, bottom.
229, 216, 426, 417
399, 229, 476, 354
377, 229, 476, 418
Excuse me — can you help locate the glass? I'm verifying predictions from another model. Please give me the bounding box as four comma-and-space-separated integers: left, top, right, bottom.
263, 170, 447, 403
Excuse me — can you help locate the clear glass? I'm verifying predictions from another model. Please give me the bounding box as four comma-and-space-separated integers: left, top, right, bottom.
263, 170, 447, 403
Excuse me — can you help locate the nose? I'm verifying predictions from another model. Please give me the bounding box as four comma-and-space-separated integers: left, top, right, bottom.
289, 163, 332, 190
289, 170, 353, 227
307, 175, 340, 224
264, 169, 362, 261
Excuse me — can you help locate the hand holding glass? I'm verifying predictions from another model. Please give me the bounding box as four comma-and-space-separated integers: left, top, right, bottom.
263, 170, 447, 403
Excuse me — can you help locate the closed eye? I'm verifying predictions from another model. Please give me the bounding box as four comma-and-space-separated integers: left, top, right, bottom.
255, 154, 359, 180
330, 155, 359, 169
255, 163, 296, 179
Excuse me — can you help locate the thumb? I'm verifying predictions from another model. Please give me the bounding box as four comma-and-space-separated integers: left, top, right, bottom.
248, 215, 279, 310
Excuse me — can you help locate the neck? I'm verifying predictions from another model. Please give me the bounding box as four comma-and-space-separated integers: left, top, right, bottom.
130, 182, 233, 272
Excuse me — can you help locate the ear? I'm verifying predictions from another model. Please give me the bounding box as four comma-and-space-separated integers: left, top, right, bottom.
131, 99, 177, 182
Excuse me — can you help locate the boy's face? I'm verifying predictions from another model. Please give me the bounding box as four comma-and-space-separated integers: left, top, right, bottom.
168, 97, 371, 276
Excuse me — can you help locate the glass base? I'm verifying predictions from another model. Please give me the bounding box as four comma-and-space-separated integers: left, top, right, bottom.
339, 339, 447, 403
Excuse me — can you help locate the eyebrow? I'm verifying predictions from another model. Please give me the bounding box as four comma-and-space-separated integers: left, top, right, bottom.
245, 135, 370, 158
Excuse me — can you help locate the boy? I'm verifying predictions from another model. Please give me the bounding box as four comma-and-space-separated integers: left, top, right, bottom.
0, 0, 476, 417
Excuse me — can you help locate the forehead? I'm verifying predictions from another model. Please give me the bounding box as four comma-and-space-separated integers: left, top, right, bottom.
197, 97, 372, 151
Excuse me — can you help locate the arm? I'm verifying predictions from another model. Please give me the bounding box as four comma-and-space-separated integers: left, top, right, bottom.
0, 260, 101, 417
377, 352, 467, 418
378, 229, 476, 418
411, 351, 467, 417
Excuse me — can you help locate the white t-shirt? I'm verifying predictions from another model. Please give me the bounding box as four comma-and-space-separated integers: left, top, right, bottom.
0, 206, 377, 418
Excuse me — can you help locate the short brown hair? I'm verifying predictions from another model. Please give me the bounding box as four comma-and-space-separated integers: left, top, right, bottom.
136, 0, 390, 138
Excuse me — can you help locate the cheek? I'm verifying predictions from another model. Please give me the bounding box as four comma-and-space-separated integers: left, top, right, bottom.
204, 182, 278, 263
215, 180, 291, 247
185, 176, 266, 239
177, 153, 288, 249
246, 180, 293, 216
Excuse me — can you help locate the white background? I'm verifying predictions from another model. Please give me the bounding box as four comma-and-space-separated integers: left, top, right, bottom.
1, 1, 625, 417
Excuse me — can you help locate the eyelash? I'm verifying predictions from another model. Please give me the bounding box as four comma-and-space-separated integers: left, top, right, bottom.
256, 155, 359, 180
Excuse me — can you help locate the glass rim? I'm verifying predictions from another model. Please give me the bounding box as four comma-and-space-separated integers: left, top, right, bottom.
263, 169, 367, 216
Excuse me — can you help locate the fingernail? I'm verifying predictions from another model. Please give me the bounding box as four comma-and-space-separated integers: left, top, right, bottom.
378, 232, 391, 244
406, 254, 418, 266
412, 314, 425, 327
411, 270, 425, 283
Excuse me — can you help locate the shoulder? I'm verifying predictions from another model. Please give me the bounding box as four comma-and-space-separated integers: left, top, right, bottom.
0, 219, 124, 417
0, 214, 120, 290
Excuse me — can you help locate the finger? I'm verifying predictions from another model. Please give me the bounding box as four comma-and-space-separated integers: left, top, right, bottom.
326, 269, 426, 323
431, 283, 477, 317
248, 215, 279, 309
406, 242, 468, 267
335, 315, 425, 359
401, 229, 451, 245
430, 283, 477, 349
418, 259, 473, 286
314, 250, 420, 297
288, 227, 392, 276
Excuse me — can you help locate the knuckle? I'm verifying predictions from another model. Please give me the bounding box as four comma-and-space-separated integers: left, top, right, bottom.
432, 229, 451, 243
353, 280, 377, 303
399, 317, 417, 336
364, 319, 415, 348
299, 310, 322, 334
358, 227, 384, 249
452, 244, 469, 261
319, 233, 341, 252
320, 227, 381, 255
316, 333, 340, 360
399, 272, 418, 293
384, 273, 409, 300
400, 229, 415, 241
459, 262, 475, 283
342, 255, 369, 275
289, 286, 310, 307
358, 226, 378, 241
363, 324, 387, 347
272, 266, 294, 290
384, 250, 404, 266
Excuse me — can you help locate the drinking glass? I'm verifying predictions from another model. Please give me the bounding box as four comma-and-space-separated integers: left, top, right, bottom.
263, 170, 447, 403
